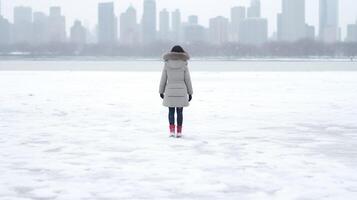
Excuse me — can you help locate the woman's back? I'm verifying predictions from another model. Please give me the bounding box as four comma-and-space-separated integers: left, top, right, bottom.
159, 51, 193, 107
159, 46, 193, 138
165, 60, 187, 83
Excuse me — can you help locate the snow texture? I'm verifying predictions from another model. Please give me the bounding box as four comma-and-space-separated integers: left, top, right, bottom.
0, 71, 357, 200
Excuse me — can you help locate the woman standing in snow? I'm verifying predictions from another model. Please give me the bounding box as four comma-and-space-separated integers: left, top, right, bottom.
159, 46, 193, 138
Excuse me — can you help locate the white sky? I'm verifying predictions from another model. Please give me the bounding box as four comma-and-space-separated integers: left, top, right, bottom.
1, 0, 356, 38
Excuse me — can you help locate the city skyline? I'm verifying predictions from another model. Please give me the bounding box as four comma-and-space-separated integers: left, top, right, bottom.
0, 0, 357, 47
1, 0, 356, 38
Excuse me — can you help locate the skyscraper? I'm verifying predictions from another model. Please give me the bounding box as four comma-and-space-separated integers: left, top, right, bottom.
183, 15, 206, 44
277, 13, 283, 40
159, 9, 170, 41
48, 7, 66, 43
209, 16, 229, 45
171, 9, 181, 42
230, 6, 246, 42
33, 12, 48, 44
346, 21, 357, 42
188, 15, 198, 25
278, 0, 306, 42
247, 0, 261, 18
98, 2, 117, 44
70, 20, 87, 45
0, 0, 8, 45
142, 0, 156, 43
183, 24, 206, 44
319, 0, 340, 42
13, 6, 33, 44
305, 24, 316, 40
120, 6, 139, 45
239, 18, 267, 45
0, 15, 10, 45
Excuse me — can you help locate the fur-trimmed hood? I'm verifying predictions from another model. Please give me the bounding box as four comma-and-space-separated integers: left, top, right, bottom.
163, 52, 190, 61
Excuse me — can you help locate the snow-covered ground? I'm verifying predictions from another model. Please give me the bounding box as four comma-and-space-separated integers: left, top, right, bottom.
0, 71, 357, 199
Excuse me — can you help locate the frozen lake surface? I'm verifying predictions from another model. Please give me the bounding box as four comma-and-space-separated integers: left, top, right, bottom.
0, 63, 357, 199
1, 60, 357, 71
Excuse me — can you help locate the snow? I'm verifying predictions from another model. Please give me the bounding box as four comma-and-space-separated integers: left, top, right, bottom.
0, 70, 357, 199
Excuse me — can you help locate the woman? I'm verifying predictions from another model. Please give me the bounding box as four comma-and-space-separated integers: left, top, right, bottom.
159, 45, 193, 138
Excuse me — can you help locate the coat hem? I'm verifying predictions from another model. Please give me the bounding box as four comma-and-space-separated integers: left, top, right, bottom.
162, 103, 189, 108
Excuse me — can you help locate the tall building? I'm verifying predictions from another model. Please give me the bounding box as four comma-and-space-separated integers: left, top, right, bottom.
171, 9, 181, 42
142, 0, 156, 43
0, 15, 10, 45
247, 0, 261, 18
230, 6, 246, 42
188, 15, 198, 25
277, 13, 283, 40
159, 9, 170, 41
87, 26, 98, 44
319, 0, 340, 43
209, 16, 229, 45
183, 24, 206, 44
239, 18, 267, 45
305, 24, 316, 40
13, 6, 33, 44
48, 7, 66, 43
183, 16, 206, 44
346, 21, 357, 42
98, 2, 117, 44
33, 12, 48, 44
120, 6, 139, 45
0, 0, 9, 45
70, 20, 87, 45
278, 0, 306, 42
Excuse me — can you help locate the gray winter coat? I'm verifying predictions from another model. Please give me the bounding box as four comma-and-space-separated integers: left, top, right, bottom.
159, 52, 193, 107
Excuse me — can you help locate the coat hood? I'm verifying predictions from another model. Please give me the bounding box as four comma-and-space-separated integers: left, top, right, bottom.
163, 52, 190, 61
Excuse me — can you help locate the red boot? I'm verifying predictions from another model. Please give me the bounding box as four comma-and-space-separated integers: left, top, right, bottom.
176, 126, 182, 138
169, 125, 175, 137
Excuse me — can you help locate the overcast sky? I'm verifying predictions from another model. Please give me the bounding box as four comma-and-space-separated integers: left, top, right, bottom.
1, 0, 356, 38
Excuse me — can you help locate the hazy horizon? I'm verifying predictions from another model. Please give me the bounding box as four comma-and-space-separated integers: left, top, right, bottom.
1, 0, 357, 38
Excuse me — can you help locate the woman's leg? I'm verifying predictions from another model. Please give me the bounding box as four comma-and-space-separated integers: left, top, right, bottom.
176, 107, 183, 126
168, 107, 175, 125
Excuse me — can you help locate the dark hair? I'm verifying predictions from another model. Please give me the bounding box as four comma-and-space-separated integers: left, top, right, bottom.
171, 45, 185, 53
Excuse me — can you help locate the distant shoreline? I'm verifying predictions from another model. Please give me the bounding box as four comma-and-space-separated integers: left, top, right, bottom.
1, 59, 356, 72
0, 55, 355, 62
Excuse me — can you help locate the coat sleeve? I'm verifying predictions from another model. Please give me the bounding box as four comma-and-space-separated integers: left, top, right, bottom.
184, 65, 193, 95
159, 64, 168, 94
